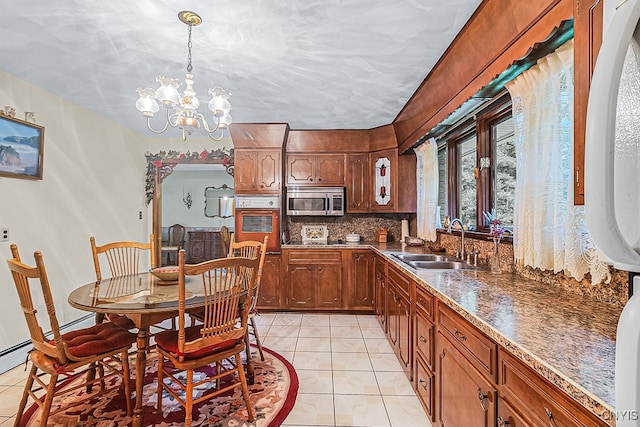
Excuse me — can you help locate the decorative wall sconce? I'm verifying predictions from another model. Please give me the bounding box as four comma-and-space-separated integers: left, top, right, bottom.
183, 188, 193, 210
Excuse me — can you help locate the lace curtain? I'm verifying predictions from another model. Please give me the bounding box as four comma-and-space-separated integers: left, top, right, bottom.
505, 39, 610, 284
415, 138, 438, 242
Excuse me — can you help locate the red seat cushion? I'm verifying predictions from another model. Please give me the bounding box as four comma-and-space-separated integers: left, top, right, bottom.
58, 322, 137, 359
106, 313, 136, 330
155, 326, 239, 360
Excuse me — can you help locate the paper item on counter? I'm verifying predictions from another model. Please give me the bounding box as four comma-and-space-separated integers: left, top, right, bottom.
401, 219, 410, 242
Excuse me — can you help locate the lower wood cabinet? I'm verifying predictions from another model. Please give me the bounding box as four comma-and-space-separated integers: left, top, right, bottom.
283, 249, 343, 310
374, 255, 387, 332
436, 332, 497, 427
498, 348, 609, 427
387, 265, 412, 379
256, 254, 281, 309
350, 250, 375, 310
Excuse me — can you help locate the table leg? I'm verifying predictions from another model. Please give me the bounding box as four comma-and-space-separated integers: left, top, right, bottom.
244, 332, 255, 385
132, 326, 148, 427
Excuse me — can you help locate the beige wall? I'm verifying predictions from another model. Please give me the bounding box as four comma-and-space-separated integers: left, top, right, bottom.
0, 70, 233, 351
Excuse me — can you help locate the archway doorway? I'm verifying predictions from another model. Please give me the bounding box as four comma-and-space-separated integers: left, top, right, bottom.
146, 149, 234, 265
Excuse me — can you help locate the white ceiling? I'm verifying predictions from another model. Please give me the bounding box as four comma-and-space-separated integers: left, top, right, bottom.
0, 0, 482, 136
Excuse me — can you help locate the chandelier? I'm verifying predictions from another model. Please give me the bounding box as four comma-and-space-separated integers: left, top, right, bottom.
135, 11, 232, 141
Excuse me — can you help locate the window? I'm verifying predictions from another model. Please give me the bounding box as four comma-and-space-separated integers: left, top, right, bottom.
437, 93, 515, 232
457, 134, 477, 227
492, 115, 515, 229
437, 146, 448, 225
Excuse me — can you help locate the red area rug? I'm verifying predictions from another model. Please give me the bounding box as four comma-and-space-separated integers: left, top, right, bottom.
20, 346, 298, 426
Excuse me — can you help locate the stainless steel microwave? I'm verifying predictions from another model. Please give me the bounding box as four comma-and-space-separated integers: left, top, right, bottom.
286, 187, 344, 216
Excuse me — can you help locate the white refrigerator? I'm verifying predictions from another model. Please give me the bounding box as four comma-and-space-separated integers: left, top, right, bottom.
586, 0, 640, 424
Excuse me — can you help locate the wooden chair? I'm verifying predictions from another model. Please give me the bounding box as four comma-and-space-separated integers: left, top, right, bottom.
90, 235, 156, 330
161, 224, 185, 266
6, 244, 136, 427
154, 250, 260, 426
227, 234, 268, 361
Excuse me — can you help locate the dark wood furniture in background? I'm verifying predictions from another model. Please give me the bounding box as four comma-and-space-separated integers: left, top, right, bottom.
187, 231, 226, 263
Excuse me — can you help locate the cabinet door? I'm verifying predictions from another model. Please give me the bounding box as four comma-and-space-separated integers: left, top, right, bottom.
315, 154, 345, 186
287, 265, 314, 307
415, 355, 435, 422
398, 291, 412, 376
347, 153, 369, 212
370, 148, 397, 212
234, 150, 258, 193
257, 254, 280, 309
387, 286, 399, 348
256, 150, 281, 193
316, 264, 342, 308
374, 258, 387, 331
286, 155, 315, 185
351, 250, 374, 310
235, 149, 281, 194
436, 333, 497, 427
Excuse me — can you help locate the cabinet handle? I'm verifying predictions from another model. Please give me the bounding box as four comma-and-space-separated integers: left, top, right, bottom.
418, 379, 428, 391
307, 266, 313, 271
477, 388, 489, 411
318, 178, 322, 181
318, 266, 323, 272
355, 254, 361, 260
545, 407, 558, 427
454, 328, 467, 341
419, 335, 427, 344
497, 416, 510, 427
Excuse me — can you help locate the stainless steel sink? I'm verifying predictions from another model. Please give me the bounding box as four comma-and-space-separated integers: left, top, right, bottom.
392, 253, 476, 270
409, 261, 476, 270
392, 253, 451, 262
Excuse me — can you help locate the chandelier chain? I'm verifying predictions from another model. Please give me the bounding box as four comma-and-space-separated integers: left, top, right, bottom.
187, 24, 193, 73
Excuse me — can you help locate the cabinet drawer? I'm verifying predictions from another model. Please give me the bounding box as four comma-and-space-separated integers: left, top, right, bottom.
415, 312, 433, 370
438, 304, 497, 381
286, 250, 342, 263
499, 349, 608, 427
415, 355, 435, 422
415, 286, 434, 321
388, 264, 411, 296
497, 396, 530, 427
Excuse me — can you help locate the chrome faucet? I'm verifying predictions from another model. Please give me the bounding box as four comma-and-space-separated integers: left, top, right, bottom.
448, 218, 465, 260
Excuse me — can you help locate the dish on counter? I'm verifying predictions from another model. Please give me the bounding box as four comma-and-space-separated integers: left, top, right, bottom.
345, 233, 361, 242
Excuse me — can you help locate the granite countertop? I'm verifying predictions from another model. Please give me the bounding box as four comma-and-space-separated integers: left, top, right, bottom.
283, 241, 619, 424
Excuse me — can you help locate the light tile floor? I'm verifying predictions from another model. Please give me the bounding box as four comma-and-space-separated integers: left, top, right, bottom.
0, 313, 431, 427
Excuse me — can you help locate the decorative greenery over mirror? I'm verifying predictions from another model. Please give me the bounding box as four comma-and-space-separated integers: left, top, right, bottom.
145, 148, 234, 204
204, 184, 234, 218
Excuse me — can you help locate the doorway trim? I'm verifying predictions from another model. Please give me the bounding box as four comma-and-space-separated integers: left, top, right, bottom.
146, 149, 234, 265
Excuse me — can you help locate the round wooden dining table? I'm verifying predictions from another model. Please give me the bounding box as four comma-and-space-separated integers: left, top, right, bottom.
68, 272, 253, 427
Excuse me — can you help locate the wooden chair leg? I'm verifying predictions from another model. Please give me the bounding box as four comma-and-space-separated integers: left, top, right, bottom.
250, 317, 265, 361
13, 364, 37, 427
38, 372, 59, 427
185, 369, 194, 427
157, 355, 165, 414
236, 352, 255, 422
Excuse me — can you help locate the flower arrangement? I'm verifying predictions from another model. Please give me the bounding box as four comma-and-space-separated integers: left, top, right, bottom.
489, 218, 504, 244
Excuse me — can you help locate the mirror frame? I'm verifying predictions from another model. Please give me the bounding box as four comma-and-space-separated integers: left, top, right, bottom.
146, 149, 234, 266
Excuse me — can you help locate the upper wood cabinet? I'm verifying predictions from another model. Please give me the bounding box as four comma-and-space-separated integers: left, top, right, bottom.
369, 148, 417, 213
286, 153, 346, 186
234, 149, 282, 194
346, 153, 370, 212
573, 0, 603, 205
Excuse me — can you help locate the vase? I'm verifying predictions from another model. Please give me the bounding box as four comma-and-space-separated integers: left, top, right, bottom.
490, 240, 502, 274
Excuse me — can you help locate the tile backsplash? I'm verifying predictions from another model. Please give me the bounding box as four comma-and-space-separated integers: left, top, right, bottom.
286, 213, 412, 242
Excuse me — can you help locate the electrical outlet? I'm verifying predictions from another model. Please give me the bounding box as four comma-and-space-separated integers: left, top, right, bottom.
1, 228, 9, 242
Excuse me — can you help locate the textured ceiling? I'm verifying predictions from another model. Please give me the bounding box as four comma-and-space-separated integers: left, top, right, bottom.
0, 0, 482, 136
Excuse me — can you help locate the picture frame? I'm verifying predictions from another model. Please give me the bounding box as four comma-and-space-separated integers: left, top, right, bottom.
0, 114, 44, 180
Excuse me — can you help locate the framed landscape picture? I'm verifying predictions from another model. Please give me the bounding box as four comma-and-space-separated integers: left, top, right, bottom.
0, 114, 44, 180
